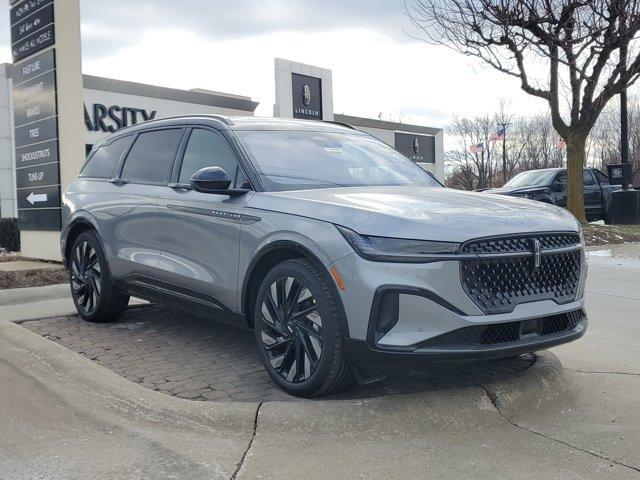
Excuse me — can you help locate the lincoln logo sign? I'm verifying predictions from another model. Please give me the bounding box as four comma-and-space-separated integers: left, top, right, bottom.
84, 103, 157, 133
291, 73, 322, 120
532, 239, 542, 272
394, 132, 436, 163
302, 84, 311, 106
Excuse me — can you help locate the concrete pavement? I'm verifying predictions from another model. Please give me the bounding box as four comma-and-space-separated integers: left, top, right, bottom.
0, 259, 64, 272
0, 284, 146, 322
0, 319, 258, 480
0, 253, 639, 478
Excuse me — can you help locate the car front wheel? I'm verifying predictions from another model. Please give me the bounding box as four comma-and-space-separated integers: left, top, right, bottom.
254, 258, 353, 397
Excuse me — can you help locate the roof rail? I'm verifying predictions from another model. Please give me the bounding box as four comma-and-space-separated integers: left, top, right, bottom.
124, 113, 234, 128
322, 120, 358, 130
204, 114, 233, 125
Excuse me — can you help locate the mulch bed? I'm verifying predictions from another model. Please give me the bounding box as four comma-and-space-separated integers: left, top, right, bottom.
583, 224, 640, 247
0, 268, 68, 290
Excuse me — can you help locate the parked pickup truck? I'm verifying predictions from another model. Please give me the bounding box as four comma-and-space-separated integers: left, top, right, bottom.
486, 167, 615, 221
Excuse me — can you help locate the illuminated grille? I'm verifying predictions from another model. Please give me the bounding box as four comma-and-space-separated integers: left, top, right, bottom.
460, 234, 582, 314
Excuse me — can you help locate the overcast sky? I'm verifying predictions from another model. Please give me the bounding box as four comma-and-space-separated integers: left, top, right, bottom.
0, 0, 551, 129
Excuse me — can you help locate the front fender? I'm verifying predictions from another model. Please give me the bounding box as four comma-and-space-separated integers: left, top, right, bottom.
238, 209, 353, 314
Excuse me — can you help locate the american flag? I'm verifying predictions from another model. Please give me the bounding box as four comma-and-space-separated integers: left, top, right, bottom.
490, 127, 505, 142
470, 143, 485, 154
556, 138, 566, 149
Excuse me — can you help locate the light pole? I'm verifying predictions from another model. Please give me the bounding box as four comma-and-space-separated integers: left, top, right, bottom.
499, 123, 509, 184
607, 15, 640, 225
620, 41, 630, 190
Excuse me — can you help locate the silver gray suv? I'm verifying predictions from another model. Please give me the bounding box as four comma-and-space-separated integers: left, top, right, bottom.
61, 115, 588, 397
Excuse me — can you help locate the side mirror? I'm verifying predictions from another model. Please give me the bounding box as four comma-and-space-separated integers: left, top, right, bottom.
189, 167, 250, 196
190, 167, 231, 192
551, 182, 564, 192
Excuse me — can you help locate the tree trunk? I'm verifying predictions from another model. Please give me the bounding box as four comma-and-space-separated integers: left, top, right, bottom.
566, 134, 587, 223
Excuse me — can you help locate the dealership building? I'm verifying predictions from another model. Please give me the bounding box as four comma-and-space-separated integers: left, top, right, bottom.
1, 67, 444, 220
3, 1, 443, 260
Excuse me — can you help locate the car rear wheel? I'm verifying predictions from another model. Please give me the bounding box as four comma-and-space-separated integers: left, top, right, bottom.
69, 231, 129, 323
254, 258, 353, 397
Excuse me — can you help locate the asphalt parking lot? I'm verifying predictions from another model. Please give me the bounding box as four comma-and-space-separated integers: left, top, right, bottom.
23, 304, 535, 402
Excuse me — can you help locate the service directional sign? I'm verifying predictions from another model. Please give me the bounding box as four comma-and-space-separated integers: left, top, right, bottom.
10, 31, 61, 230
10, 0, 55, 62
17, 185, 60, 209
16, 162, 60, 189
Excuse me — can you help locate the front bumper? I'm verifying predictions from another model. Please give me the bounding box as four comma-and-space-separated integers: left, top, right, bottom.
329, 243, 588, 366
346, 311, 587, 371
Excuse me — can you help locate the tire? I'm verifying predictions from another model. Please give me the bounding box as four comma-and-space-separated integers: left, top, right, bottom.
68, 231, 129, 323
253, 258, 353, 397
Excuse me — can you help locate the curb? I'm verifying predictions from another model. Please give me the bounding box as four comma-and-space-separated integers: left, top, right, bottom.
482, 351, 566, 419
1, 318, 567, 436
0, 319, 258, 434
0, 283, 69, 306
257, 352, 564, 436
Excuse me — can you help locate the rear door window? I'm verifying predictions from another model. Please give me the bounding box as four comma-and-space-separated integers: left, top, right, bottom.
121, 129, 183, 184
80, 135, 132, 178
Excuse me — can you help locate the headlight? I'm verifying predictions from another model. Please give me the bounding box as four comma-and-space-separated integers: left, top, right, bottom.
336, 226, 460, 263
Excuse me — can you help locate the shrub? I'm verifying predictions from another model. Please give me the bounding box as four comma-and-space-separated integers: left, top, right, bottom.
0, 218, 20, 252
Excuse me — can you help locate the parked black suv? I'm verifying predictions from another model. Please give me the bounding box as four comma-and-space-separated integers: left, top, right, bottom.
487, 167, 614, 221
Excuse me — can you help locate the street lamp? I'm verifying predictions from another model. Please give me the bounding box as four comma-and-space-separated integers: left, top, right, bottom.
607, 23, 640, 225
621, 42, 629, 191
498, 122, 508, 184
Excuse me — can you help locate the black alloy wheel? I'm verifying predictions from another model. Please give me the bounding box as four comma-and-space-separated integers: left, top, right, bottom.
254, 259, 353, 397
259, 276, 324, 383
70, 240, 102, 315
68, 231, 129, 323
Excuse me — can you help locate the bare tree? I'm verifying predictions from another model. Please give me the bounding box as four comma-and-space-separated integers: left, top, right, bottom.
408, 0, 640, 222
448, 115, 499, 188
445, 152, 478, 189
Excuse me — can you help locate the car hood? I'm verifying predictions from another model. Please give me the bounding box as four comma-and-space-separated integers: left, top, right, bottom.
249, 186, 578, 242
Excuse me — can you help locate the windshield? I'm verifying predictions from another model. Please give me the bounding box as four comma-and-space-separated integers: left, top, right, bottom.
235, 130, 441, 191
504, 170, 558, 188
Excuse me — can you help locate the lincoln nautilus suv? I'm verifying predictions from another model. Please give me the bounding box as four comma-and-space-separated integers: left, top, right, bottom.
61, 115, 587, 397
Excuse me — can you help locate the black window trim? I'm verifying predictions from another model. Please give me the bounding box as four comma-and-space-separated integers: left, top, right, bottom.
169, 125, 255, 191
112, 126, 187, 187
79, 133, 135, 180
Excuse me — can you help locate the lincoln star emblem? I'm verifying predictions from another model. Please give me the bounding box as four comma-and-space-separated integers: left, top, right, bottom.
302, 84, 311, 106
532, 238, 541, 271
413, 137, 420, 154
